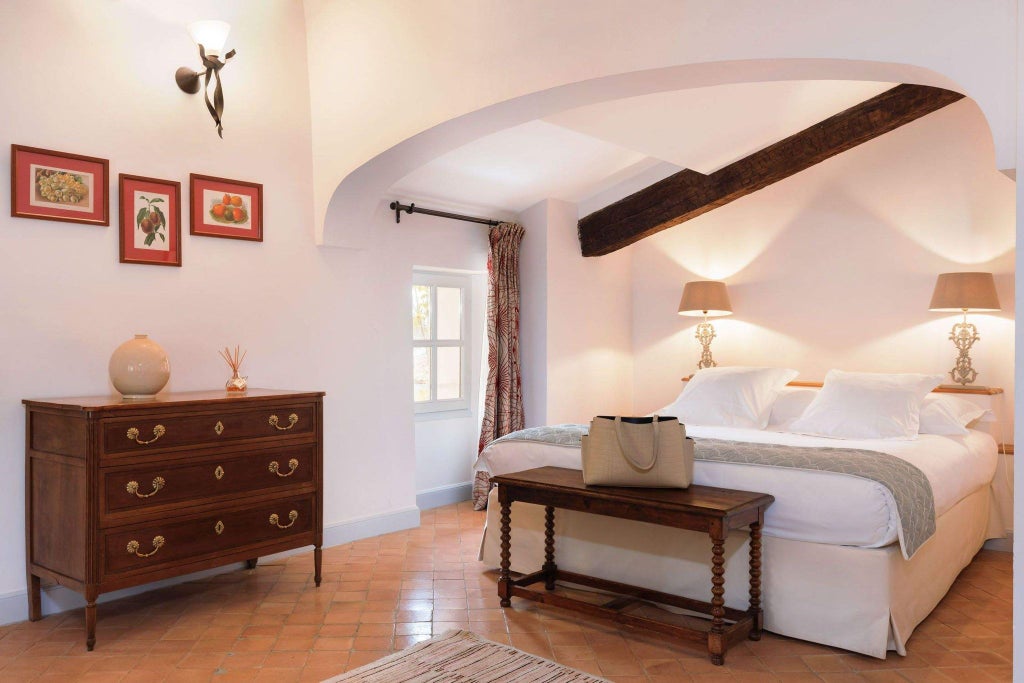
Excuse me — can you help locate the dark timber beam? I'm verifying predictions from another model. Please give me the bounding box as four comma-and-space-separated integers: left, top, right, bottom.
578, 84, 965, 256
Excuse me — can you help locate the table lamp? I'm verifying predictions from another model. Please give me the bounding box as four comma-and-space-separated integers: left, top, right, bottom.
678, 281, 732, 369
928, 272, 1000, 385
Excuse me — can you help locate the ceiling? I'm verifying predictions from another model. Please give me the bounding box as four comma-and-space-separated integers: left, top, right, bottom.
389, 80, 896, 216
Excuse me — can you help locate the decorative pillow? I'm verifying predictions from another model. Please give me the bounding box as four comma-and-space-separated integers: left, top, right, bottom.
660, 366, 799, 429
918, 395, 990, 435
789, 370, 944, 440
767, 386, 819, 429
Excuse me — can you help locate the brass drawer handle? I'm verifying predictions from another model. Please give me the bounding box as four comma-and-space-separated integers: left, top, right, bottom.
126, 425, 166, 445
126, 476, 165, 498
214, 520, 225, 535
269, 458, 299, 477
269, 510, 298, 529
268, 413, 299, 431
127, 535, 165, 558
214, 421, 224, 436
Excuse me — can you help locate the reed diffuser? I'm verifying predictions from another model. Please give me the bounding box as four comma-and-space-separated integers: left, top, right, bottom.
219, 345, 248, 393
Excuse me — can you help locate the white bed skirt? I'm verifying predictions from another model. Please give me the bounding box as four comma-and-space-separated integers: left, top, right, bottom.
479, 485, 998, 658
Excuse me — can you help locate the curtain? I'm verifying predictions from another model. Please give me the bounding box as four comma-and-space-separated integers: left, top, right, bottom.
474, 222, 526, 509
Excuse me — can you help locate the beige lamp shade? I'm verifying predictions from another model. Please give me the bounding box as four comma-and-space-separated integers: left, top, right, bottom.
678, 280, 733, 317
928, 272, 1001, 312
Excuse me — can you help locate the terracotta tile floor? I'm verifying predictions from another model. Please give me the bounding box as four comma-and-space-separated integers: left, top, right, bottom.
0, 501, 1011, 682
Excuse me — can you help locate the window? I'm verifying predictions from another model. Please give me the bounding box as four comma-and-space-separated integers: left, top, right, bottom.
413, 272, 471, 413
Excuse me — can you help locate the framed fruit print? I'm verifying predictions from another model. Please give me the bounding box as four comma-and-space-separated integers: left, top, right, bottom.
118, 174, 182, 267
11, 145, 109, 225
189, 173, 263, 241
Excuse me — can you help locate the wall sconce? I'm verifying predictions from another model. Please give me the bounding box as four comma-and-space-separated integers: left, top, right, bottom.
678, 280, 733, 369
175, 20, 236, 138
928, 272, 1001, 386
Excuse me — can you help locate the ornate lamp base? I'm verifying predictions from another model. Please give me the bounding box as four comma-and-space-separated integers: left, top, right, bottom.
696, 320, 717, 369
948, 317, 979, 386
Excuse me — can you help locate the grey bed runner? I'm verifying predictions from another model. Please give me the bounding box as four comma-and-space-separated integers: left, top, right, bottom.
487, 425, 936, 559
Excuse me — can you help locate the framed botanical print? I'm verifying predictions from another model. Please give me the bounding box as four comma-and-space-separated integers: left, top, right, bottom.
11, 145, 109, 225
118, 174, 182, 267
189, 173, 263, 241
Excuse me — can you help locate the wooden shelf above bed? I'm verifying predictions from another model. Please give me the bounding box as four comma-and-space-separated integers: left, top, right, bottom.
680, 377, 1004, 395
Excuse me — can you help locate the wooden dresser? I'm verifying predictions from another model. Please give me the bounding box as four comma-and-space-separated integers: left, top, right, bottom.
23, 389, 324, 650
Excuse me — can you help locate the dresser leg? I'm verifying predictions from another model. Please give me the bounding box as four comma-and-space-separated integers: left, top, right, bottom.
314, 546, 322, 587
708, 530, 726, 665
85, 585, 98, 651
498, 492, 512, 608
748, 517, 764, 641
245, 558, 258, 570
27, 574, 41, 622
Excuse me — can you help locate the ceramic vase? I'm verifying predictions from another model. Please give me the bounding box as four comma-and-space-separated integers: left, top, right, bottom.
109, 334, 171, 399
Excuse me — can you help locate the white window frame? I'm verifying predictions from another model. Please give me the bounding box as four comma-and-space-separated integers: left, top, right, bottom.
413, 271, 471, 414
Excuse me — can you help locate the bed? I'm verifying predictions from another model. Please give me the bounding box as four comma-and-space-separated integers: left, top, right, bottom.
474, 374, 1009, 659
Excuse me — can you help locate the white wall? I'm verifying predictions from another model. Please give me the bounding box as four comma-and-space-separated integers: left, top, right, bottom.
305, 0, 1017, 243
545, 200, 634, 423
631, 100, 1015, 440
0, 0, 489, 616
519, 199, 634, 425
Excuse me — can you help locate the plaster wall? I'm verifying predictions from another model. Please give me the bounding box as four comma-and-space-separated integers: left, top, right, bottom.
631, 100, 1016, 438
0, 0, 486, 616
518, 199, 633, 426
305, 0, 1017, 242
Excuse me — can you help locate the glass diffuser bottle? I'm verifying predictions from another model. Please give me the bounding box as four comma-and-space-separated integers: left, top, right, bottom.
220, 345, 248, 393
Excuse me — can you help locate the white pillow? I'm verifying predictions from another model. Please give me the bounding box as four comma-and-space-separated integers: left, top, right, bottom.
918, 395, 990, 435
660, 366, 799, 429
767, 386, 819, 429
789, 370, 944, 440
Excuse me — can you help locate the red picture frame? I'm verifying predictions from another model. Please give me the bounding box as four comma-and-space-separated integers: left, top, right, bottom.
11, 145, 109, 225
119, 174, 182, 267
189, 173, 263, 241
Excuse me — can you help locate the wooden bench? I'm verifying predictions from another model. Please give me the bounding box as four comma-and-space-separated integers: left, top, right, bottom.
491, 466, 774, 665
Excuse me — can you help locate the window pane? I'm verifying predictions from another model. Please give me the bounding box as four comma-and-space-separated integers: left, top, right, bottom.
413, 347, 431, 402
412, 285, 431, 340
436, 287, 462, 340
436, 347, 461, 400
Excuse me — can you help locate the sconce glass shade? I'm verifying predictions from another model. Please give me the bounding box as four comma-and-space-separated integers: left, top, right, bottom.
928, 272, 1001, 312
187, 20, 231, 57
678, 281, 733, 317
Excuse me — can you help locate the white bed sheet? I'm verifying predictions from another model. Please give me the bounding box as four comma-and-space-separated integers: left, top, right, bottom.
475, 426, 997, 548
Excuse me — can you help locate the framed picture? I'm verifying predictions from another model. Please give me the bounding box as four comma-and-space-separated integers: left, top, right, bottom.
118, 174, 182, 267
189, 173, 263, 241
11, 145, 109, 225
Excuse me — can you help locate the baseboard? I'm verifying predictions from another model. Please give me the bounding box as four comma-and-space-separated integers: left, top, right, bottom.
0, 505, 421, 627
416, 481, 473, 510
983, 531, 1013, 553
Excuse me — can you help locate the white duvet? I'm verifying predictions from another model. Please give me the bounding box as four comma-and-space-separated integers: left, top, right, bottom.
475, 426, 998, 548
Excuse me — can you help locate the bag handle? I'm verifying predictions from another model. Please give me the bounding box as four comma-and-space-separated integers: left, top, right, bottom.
613, 416, 660, 471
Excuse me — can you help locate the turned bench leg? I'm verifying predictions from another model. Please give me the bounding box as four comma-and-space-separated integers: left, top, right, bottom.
708, 528, 727, 665
498, 491, 512, 607
542, 505, 557, 590
748, 514, 764, 640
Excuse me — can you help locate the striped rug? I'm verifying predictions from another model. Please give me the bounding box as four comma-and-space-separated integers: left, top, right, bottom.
322, 630, 610, 682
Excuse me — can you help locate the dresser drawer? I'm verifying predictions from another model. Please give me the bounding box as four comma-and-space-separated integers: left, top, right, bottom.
103, 496, 315, 577
101, 404, 316, 455
100, 446, 315, 520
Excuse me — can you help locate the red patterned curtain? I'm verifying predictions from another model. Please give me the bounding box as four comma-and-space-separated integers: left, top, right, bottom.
474, 222, 525, 509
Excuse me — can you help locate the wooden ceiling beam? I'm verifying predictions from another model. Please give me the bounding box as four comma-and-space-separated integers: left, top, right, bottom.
577, 84, 965, 257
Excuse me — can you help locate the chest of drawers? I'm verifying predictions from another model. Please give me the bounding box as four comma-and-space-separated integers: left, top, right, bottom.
23, 389, 325, 650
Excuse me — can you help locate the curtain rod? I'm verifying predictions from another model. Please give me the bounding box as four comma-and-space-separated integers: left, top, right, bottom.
389, 201, 501, 227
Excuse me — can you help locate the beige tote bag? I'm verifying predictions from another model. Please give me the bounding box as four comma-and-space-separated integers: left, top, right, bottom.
581, 416, 694, 488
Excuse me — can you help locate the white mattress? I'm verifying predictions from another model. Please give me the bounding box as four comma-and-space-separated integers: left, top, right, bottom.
475, 426, 998, 548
